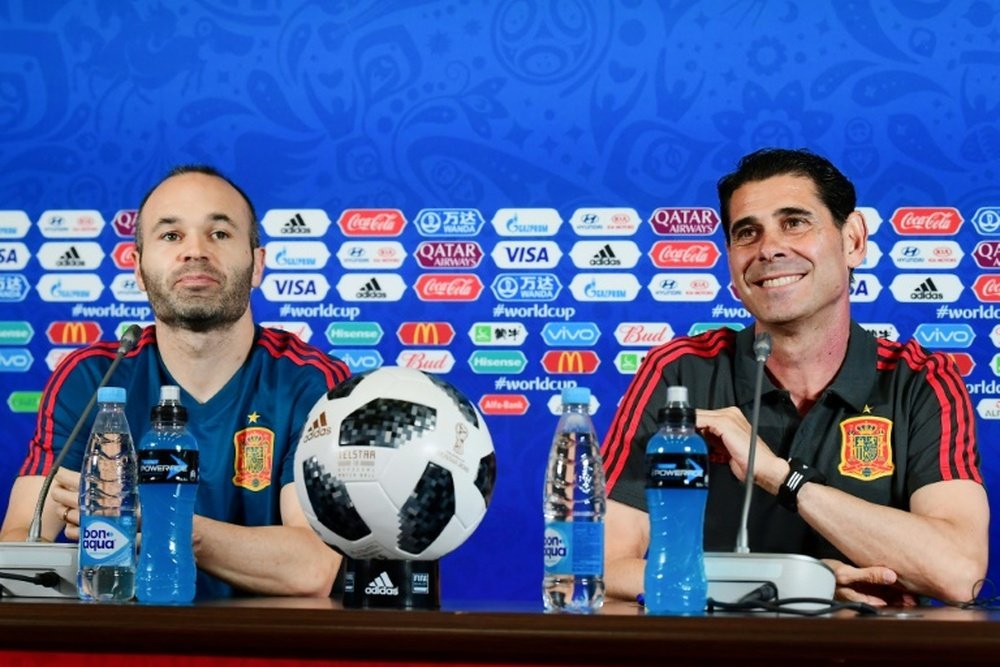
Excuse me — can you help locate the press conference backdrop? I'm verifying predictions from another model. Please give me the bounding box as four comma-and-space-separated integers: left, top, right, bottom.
1, 2, 998, 602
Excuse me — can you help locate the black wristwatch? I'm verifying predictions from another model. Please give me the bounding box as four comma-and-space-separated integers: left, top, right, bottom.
777, 458, 827, 513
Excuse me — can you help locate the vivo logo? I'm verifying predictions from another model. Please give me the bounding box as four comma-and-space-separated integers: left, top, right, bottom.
913, 324, 975, 349
540, 322, 601, 347
0, 348, 33, 372
331, 348, 384, 373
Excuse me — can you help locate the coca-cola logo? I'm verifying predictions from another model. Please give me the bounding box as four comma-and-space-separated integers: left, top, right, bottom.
336, 209, 406, 236
649, 241, 720, 268
414, 274, 484, 301
972, 275, 1000, 302
890, 207, 963, 235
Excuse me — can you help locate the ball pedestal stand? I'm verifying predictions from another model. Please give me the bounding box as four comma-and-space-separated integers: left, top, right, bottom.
342, 558, 440, 610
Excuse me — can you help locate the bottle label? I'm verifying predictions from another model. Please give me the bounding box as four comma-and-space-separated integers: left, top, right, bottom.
543, 521, 604, 576
646, 452, 709, 489
138, 450, 199, 484
78, 515, 136, 567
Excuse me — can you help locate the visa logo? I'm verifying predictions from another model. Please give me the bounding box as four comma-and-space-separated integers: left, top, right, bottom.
540, 322, 600, 347
274, 279, 318, 296
504, 247, 550, 263
913, 324, 975, 349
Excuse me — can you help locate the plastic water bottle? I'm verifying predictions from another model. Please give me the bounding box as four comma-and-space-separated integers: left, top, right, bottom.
644, 385, 709, 614
136, 385, 199, 603
77, 386, 138, 601
542, 386, 606, 612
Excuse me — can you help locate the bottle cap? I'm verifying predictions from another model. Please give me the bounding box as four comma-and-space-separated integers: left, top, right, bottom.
666, 386, 688, 404
658, 385, 695, 426
98, 386, 126, 404
561, 386, 591, 406
160, 385, 181, 403
151, 385, 188, 425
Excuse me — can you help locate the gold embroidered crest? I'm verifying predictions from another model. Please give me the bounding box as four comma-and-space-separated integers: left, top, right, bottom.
232, 426, 275, 491
838, 416, 894, 481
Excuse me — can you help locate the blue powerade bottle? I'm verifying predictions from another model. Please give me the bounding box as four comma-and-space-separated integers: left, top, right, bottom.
643, 385, 709, 615
136, 385, 200, 603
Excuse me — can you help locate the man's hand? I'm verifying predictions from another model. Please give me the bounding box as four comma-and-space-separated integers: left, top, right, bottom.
48, 468, 81, 540
695, 407, 788, 494
821, 559, 919, 607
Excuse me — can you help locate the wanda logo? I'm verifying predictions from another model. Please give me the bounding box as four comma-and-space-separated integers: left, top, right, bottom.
890, 207, 963, 235
414, 274, 484, 301
649, 241, 720, 268
337, 209, 406, 236
972, 275, 1000, 302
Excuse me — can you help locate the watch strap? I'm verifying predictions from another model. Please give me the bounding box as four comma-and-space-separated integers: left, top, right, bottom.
777, 458, 827, 513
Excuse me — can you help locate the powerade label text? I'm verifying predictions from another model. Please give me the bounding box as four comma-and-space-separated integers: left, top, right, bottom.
78, 516, 136, 567
138, 450, 199, 483
543, 521, 604, 576
645, 453, 709, 489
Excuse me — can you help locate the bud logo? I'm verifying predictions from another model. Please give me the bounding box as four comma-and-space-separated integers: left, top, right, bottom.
37, 274, 103, 302
469, 322, 528, 346
913, 324, 975, 349
491, 273, 562, 302
415, 241, 483, 269
398, 322, 455, 346
649, 241, 720, 269
478, 394, 530, 416
0, 211, 31, 239
260, 321, 313, 343
335, 274, 406, 302
972, 241, 1000, 269
648, 207, 720, 235
336, 241, 406, 269
889, 241, 963, 269
0, 242, 29, 271
326, 322, 383, 346
261, 273, 332, 302
568, 273, 641, 302
413, 209, 485, 236
38, 210, 105, 238
0, 348, 33, 372
541, 322, 600, 347
112, 242, 136, 270
261, 209, 332, 238
0, 321, 33, 346
568, 208, 640, 236
490, 208, 562, 237
857, 206, 884, 236
337, 209, 406, 237
492, 241, 562, 269
849, 273, 883, 302
415, 274, 483, 301
46, 348, 73, 371
264, 241, 331, 270
614, 323, 673, 347
397, 350, 455, 373
858, 240, 882, 270
0, 274, 30, 302
331, 348, 383, 373
110, 274, 148, 302
542, 350, 600, 374
569, 241, 640, 269
648, 273, 721, 302
468, 350, 528, 374
47, 321, 102, 345
112, 210, 138, 237
859, 323, 900, 341
973, 275, 1000, 302
971, 207, 1000, 236
615, 350, 649, 374
365, 572, 399, 596
947, 353, 975, 377
889, 207, 963, 236
889, 275, 963, 303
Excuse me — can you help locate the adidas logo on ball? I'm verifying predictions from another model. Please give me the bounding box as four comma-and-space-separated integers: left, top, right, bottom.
365, 572, 399, 596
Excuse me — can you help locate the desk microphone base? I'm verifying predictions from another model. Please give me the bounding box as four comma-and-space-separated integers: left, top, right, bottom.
0, 542, 77, 598
706, 552, 836, 610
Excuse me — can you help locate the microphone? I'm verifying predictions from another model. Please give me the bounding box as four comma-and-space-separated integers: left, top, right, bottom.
0, 325, 142, 597
735, 331, 771, 553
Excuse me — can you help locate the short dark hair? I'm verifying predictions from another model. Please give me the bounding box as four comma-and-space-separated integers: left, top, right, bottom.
716, 148, 857, 245
134, 165, 260, 251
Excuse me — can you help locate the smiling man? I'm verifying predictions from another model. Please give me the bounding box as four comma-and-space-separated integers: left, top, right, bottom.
601, 148, 988, 606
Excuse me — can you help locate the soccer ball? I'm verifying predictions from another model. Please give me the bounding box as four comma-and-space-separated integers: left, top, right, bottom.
294, 366, 497, 561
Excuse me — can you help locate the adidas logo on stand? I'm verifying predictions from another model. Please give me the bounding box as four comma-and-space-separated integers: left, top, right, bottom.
589, 243, 620, 267
364, 572, 399, 596
302, 412, 332, 443
910, 277, 943, 301
282, 212, 309, 234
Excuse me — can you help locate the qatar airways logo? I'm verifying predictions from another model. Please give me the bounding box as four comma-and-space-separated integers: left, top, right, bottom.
972, 241, 1000, 269
415, 241, 484, 269
414, 274, 483, 301
648, 207, 720, 235
336, 209, 406, 237
614, 323, 674, 347
648, 241, 720, 269
889, 207, 963, 235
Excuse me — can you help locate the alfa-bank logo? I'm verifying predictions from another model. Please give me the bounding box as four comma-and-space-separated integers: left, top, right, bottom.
415, 241, 483, 269
38, 210, 105, 238
568, 208, 640, 236
413, 209, 485, 236
337, 209, 406, 237
648, 241, 720, 269
336, 241, 406, 269
648, 207, 720, 235
478, 394, 530, 416
491, 241, 561, 269
889, 207, 963, 236
262, 209, 332, 237
414, 274, 483, 301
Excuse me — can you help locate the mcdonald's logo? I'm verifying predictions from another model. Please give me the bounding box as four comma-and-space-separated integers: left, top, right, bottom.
541, 350, 600, 374
396, 322, 455, 346
46, 321, 102, 345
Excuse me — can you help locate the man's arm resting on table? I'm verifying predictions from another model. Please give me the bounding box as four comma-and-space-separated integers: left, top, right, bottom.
192, 483, 342, 598
604, 499, 649, 601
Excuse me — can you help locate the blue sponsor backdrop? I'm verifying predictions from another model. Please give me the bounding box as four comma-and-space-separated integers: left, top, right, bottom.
1, 1, 999, 603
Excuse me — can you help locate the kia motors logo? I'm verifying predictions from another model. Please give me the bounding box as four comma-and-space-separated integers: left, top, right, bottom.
112, 210, 138, 237
972, 241, 1000, 269
913, 324, 975, 349
112, 242, 136, 270
889, 241, 963, 269
396, 350, 455, 373
337, 209, 406, 236
649, 241, 721, 269
413, 208, 485, 236
648, 273, 721, 301
336, 241, 406, 269
415, 241, 484, 269
971, 207, 1000, 235
397, 322, 456, 346
889, 207, 963, 235
478, 394, 530, 416
947, 352, 975, 377
568, 208, 640, 236
648, 207, 720, 235
541, 350, 600, 374
614, 323, 674, 347
973, 275, 1000, 302
0, 211, 31, 239
540, 322, 600, 347
47, 321, 102, 345
415, 274, 483, 301
37, 210, 105, 238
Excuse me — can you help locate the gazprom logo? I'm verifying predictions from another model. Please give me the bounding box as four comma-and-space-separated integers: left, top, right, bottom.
413, 208, 485, 236
490, 273, 562, 302
490, 208, 562, 237
331, 348, 383, 373
913, 324, 975, 349
265, 241, 331, 269
971, 207, 1000, 236
541, 322, 600, 347
568, 274, 641, 301
37, 274, 104, 302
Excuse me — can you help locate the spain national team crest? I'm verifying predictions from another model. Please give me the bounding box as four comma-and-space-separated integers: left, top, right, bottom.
838, 416, 894, 481
232, 426, 275, 491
